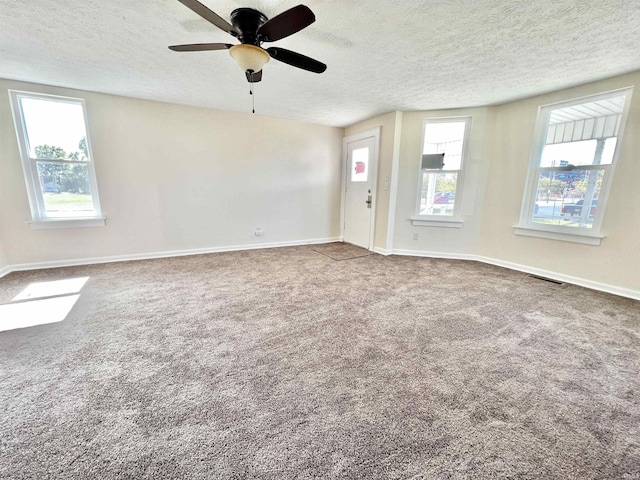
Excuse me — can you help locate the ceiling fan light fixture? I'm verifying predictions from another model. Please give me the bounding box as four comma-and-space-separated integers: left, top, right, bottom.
170, 1, 326, 84
229, 44, 270, 73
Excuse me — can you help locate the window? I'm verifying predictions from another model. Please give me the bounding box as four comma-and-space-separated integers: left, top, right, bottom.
516, 89, 632, 244
351, 147, 369, 182
9, 91, 104, 228
413, 117, 471, 226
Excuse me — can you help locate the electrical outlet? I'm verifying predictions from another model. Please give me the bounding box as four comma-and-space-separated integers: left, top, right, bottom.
255, 228, 264, 237
413, 233, 419, 240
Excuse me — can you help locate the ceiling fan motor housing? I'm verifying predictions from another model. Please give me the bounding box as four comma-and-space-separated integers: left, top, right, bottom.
169, 1, 326, 82
230, 8, 268, 45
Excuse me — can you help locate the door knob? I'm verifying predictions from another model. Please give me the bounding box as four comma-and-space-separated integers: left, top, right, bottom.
365, 195, 372, 208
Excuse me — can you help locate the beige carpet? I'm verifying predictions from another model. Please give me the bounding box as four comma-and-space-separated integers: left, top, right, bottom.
0, 245, 638, 479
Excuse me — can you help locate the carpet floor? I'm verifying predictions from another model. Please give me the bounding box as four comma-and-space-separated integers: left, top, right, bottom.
0, 245, 638, 479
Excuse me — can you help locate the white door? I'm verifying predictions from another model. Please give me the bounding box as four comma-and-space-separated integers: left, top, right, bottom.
343, 136, 376, 249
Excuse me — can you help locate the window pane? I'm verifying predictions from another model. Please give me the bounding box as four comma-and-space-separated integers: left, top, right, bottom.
351, 147, 368, 182
37, 162, 95, 214
540, 138, 618, 167
20, 97, 89, 161
540, 140, 597, 167
520, 90, 630, 236
601, 137, 618, 164
532, 169, 604, 229
423, 122, 466, 171
419, 172, 457, 216
542, 94, 626, 167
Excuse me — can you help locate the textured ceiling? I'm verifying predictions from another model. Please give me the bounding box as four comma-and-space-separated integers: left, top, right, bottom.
1, 0, 640, 127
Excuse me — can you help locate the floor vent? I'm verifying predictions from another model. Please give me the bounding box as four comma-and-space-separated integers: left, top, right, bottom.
527, 274, 564, 285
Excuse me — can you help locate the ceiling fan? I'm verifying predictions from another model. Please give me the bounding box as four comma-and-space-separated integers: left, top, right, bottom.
169, 0, 327, 83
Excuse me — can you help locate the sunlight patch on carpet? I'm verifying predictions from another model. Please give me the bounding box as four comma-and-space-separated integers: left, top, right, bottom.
12, 277, 89, 301
0, 295, 80, 332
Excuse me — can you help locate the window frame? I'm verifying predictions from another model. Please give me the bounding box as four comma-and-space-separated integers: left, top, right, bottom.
9, 90, 104, 229
516, 88, 633, 245
412, 116, 472, 226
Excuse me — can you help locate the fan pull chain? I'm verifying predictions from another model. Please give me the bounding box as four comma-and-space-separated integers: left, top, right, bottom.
249, 74, 255, 114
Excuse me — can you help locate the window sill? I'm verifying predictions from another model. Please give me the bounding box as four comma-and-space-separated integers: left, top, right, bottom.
28, 217, 106, 230
513, 225, 603, 245
411, 217, 463, 228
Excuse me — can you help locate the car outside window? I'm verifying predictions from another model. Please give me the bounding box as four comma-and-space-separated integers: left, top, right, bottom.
414, 117, 471, 222
517, 88, 632, 243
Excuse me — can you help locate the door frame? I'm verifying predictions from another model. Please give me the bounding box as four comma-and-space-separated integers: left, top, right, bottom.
340, 127, 381, 251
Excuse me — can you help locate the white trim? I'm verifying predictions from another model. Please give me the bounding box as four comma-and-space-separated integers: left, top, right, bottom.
514, 226, 603, 245
393, 249, 478, 261
369, 132, 381, 250
0, 237, 342, 277
2, 241, 637, 301
8, 90, 104, 223
28, 217, 106, 230
537, 86, 636, 110
392, 249, 639, 301
518, 87, 633, 238
411, 218, 463, 228
385, 112, 403, 252
414, 116, 472, 222
341, 127, 381, 251
476, 255, 639, 301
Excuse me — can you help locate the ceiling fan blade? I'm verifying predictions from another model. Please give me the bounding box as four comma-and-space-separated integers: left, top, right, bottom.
258, 5, 315, 42
266, 47, 326, 73
169, 43, 232, 52
177, 0, 236, 36
246, 70, 263, 83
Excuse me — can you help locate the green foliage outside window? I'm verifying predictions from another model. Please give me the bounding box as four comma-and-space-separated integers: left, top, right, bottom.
35, 138, 91, 194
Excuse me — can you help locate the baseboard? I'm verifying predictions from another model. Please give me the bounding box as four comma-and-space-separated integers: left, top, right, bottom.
0, 265, 11, 278
474, 256, 640, 301
0, 237, 342, 277
392, 249, 478, 262
392, 248, 639, 301
3, 241, 637, 301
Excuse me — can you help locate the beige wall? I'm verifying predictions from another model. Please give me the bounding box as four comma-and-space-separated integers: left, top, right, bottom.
478, 72, 640, 291
344, 71, 640, 295
0, 79, 344, 266
0, 232, 6, 272
393, 107, 493, 254
345, 111, 402, 250
3, 71, 639, 294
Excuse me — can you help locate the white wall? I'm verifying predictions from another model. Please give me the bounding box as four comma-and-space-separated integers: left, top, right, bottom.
478, 71, 640, 292
0, 231, 7, 274
345, 70, 640, 297
0, 79, 344, 267
4, 71, 639, 296
392, 107, 493, 254
344, 111, 402, 251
